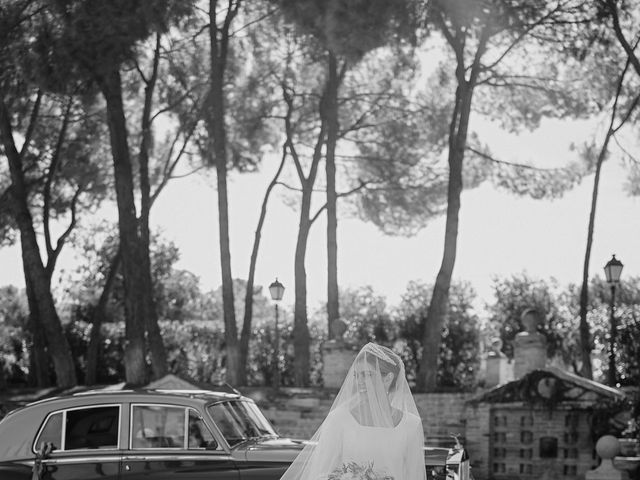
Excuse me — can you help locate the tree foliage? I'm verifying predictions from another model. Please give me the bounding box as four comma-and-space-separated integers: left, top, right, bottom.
64, 224, 203, 324
271, 0, 416, 61
394, 280, 480, 390
485, 274, 569, 361
485, 273, 640, 386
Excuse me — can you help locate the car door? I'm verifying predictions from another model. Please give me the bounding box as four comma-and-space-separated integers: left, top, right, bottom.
32, 405, 122, 480
120, 404, 239, 480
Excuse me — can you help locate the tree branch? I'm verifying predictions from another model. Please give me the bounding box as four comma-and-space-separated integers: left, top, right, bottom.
47, 185, 81, 277
605, 0, 640, 78
20, 89, 42, 159
467, 146, 575, 172
44, 97, 73, 258
309, 180, 370, 225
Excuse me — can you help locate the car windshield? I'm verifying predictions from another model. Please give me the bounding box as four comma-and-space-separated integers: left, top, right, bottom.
207, 400, 276, 447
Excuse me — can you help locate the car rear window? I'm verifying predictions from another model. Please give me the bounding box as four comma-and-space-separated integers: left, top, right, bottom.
36, 412, 63, 451
34, 405, 120, 452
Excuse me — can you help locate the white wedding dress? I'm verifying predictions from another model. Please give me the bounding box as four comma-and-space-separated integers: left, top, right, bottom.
280, 343, 427, 480
312, 406, 425, 479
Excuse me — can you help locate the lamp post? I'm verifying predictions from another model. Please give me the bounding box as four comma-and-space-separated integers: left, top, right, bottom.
268, 278, 285, 389
603, 254, 623, 387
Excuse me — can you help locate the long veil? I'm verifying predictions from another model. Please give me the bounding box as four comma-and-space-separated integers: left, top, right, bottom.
280, 342, 426, 480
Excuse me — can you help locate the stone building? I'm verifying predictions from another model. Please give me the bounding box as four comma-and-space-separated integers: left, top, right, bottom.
466, 366, 626, 480
463, 308, 629, 480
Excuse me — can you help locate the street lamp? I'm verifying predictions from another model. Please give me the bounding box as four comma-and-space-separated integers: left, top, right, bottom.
268, 278, 285, 389
603, 254, 623, 386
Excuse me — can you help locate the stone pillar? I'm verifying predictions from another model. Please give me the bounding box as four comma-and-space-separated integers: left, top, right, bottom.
485, 338, 514, 387
513, 308, 547, 378
586, 435, 629, 480
322, 319, 357, 389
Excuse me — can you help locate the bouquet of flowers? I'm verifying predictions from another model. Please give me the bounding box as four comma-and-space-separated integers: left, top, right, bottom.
327, 461, 394, 480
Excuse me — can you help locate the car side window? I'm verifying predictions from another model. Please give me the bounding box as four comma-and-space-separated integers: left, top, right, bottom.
131, 405, 186, 449
188, 410, 218, 450
208, 402, 245, 445
36, 412, 63, 452
34, 406, 120, 452
207, 400, 276, 446
65, 406, 119, 450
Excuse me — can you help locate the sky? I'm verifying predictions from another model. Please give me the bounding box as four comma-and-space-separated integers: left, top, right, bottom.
0, 115, 638, 316
147, 114, 639, 313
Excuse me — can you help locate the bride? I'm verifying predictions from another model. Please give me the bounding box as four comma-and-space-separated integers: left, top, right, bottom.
280, 342, 426, 480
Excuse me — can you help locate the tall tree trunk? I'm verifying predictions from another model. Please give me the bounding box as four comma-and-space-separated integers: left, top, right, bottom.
86, 248, 121, 385
325, 53, 340, 338
139, 34, 167, 381
141, 246, 167, 380
418, 126, 464, 391
293, 202, 313, 387
577, 55, 631, 379
418, 72, 477, 392
0, 98, 77, 388
578, 137, 611, 380
0, 358, 5, 390
282, 85, 325, 387
25, 277, 51, 387
240, 151, 287, 386
417, 19, 487, 392
209, 0, 241, 386
100, 69, 147, 386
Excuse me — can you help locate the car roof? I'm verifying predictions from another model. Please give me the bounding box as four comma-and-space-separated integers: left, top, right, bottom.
3, 388, 245, 421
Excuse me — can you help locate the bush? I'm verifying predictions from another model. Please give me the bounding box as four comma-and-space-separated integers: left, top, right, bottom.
0, 324, 29, 386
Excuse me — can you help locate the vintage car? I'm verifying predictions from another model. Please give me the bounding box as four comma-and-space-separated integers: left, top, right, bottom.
0, 388, 470, 480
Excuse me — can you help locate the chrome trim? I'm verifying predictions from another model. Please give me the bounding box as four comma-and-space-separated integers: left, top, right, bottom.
183, 408, 189, 450
20, 453, 234, 466
30, 455, 122, 465
122, 454, 234, 462
61, 410, 67, 451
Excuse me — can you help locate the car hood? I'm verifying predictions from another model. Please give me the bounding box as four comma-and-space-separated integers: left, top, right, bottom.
239, 437, 308, 463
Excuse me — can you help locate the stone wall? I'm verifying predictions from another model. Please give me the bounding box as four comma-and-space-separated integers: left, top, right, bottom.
413, 393, 469, 446
241, 387, 480, 469
243, 387, 337, 440
242, 387, 471, 445
465, 402, 492, 479
321, 342, 358, 388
